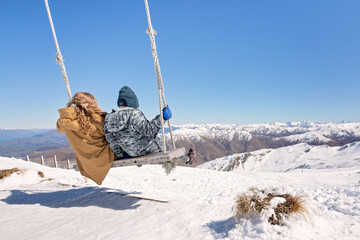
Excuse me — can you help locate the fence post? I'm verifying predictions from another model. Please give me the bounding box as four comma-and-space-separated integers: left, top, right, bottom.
26, 155, 30, 162
41, 156, 45, 166
54, 155, 58, 168
67, 159, 70, 170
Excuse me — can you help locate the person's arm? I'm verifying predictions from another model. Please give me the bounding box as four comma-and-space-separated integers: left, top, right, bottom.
132, 110, 162, 137
56, 119, 65, 133
56, 107, 80, 133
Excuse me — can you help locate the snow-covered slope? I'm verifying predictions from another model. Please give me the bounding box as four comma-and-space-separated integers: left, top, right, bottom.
1, 153, 360, 239
280, 131, 333, 144
198, 142, 360, 172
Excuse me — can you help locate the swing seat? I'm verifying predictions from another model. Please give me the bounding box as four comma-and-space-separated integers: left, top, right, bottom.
112, 147, 186, 167
73, 147, 186, 171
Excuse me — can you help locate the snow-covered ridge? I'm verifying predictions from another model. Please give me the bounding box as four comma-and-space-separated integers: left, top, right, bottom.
280, 132, 333, 144
198, 141, 360, 172
168, 121, 360, 144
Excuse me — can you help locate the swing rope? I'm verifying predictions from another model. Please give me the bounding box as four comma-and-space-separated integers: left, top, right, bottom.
44, 0, 72, 101
144, 0, 176, 152
45, 0, 176, 152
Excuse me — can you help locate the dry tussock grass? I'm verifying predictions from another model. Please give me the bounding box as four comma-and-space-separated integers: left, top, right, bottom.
162, 161, 177, 175
235, 187, 308, 225
38, 171, 45, 178
39, 178, 54, 183
0, 168, 21, 179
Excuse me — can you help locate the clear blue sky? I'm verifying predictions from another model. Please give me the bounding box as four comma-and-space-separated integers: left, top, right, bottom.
1, 0, 359, 128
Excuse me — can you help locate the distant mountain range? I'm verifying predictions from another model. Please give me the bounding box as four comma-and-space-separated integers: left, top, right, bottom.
0, 129, 50, 143
167, 122, 360, 165
1, 122, 360, 164
0, 129, 71, 161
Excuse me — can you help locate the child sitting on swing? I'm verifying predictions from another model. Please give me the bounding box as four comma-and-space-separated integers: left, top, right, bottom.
104, 86, 168, 158
104, 86, 195, 164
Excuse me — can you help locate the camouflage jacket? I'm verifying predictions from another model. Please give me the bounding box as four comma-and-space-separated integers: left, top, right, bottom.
104, 107, 163, 158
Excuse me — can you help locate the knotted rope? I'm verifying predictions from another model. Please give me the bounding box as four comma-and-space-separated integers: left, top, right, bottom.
44, 0, 72, 101
144, 0, 176, 152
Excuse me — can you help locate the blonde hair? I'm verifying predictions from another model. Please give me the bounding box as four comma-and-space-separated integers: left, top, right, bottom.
67, 92, 106, 135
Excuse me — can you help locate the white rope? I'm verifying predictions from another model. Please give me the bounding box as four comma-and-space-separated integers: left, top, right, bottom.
44, 0, 72, 101
144, 0, 176, 152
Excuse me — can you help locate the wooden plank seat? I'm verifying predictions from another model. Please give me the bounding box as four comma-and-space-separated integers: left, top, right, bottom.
73, 148, 186, 171
112, 147, 186, 167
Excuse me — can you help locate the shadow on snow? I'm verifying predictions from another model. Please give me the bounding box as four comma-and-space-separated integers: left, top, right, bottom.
1, 187, 141, 211
205, 217, 237, 238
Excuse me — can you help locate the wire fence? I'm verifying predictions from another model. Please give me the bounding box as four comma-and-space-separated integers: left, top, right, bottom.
23, 155, 77, 170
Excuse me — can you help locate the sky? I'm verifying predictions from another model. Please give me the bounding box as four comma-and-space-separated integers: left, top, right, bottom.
1, 0, 359, 128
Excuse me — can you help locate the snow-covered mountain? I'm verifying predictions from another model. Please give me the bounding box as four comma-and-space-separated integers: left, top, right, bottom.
167, 122, 360, 164
1, 143, 360, 239
170, 121, 360, 143
198, 142, 360, 172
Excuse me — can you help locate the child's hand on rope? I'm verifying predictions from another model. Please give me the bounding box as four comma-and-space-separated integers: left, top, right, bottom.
162, 106, 172, 120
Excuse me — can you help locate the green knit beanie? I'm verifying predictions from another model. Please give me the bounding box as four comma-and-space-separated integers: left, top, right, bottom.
117, 86, 139, 108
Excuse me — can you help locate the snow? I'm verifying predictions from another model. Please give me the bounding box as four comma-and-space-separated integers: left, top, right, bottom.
1, 146, 360, 240
199, 142, 360, 172
281, 131, 332, 143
